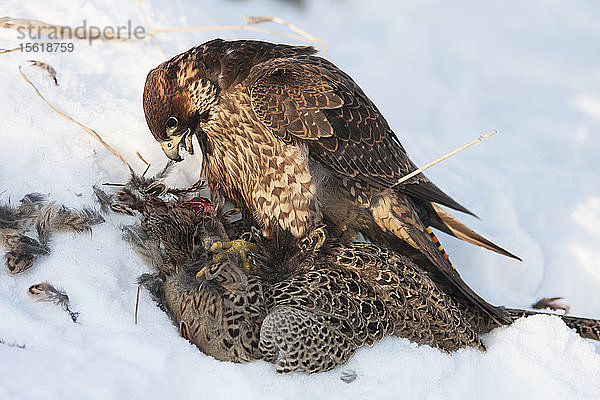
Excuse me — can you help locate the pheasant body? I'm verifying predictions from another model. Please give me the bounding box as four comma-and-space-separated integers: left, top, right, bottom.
124, 182, 600, 374
163, 262, 267, 363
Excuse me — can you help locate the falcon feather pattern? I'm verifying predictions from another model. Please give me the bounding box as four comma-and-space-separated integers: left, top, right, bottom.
143, 39, 519, 324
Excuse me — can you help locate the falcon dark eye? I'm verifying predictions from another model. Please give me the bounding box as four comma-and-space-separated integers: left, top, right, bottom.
166, 116, 178, 129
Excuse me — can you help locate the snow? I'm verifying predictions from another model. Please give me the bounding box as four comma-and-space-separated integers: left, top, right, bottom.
1, 0, 600, 398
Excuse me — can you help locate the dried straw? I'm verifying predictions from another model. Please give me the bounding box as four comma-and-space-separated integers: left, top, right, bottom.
18, 66, 133, 170
393, 130, 497, 187
245, 16, 328, 54
133, 0, 166, 57
0, 17, 70, 34
1, 12, 327, 56
1, 39, 62, 55
149, 16, 328, 53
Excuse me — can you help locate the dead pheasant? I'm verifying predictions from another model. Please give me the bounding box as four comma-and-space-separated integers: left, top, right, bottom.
133, 196, 600, 374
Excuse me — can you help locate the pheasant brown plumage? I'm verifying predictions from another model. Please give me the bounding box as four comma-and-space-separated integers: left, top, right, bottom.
259, 237, 487, 373
142, 229, 486, 373
129, 193, 600, 374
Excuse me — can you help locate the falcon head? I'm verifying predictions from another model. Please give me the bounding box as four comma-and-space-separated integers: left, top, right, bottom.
143, 62, 219, 162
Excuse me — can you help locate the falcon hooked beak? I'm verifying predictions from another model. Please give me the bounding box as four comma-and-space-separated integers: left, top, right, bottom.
160, 127, 194, 162
144, 61, 219, 164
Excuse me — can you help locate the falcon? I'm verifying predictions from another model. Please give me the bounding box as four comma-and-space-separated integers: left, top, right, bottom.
143, 39, 519, 323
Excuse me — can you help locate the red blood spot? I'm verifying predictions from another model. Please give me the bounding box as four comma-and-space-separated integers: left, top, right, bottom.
184, 197, 213, 213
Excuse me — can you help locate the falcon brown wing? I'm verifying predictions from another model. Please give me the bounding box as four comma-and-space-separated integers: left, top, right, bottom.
247, 55, 474, 216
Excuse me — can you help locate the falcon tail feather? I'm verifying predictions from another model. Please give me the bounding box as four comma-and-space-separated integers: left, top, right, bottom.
401, 180, 477, 217
429, 204, 521, 261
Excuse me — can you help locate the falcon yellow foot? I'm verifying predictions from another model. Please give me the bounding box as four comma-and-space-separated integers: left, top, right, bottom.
210, 239, 259, 272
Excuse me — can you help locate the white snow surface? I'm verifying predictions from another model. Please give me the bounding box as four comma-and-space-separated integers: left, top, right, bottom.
1, 0, 600, 399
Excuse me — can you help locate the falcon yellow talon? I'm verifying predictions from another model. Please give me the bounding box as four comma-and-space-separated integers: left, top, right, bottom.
210, 239, 259, 253
210, 239, 259, 271
209, 240, 257, 253
195, 265, 209, 279
209, 241, 224, 253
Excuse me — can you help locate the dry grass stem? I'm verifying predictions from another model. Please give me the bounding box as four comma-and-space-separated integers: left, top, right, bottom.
133, 0, 167, 57
136, 151, 152, 176
136, 151, 149, 166
135, 283, 142, 324
1, 17, 69, 34
150, 16, 327, 53
1, 39, 62, 54
245, 16, 328, 54
2, 13, 326, 56
151, 25, 306, 42
18, 66, 133, 170
132, 2, 327, 56
393, 130, 498, 187
102, 183, 127, 187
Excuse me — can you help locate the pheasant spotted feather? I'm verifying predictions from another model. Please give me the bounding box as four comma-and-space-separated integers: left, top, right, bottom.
133, 198, 600, 374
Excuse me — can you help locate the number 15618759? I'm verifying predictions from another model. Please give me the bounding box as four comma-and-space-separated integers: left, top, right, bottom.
20, 43, 74, 52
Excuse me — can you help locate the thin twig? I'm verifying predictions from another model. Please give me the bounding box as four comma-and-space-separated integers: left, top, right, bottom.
136, 151, 149, 166
150, 16, 327, 53
137, 152, 151, 176
1, 39, 63, 54
393, 130, 498, 187
151, 25, 307, 41
135, 283, 142, 324
245, 16, 328, 54
141, 163, 151, 178
102, 182, 127, 187
133, 0, 167, 57
2, 14, 327, 56
18, 66, 133, 171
